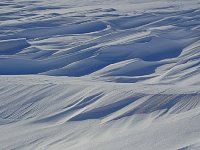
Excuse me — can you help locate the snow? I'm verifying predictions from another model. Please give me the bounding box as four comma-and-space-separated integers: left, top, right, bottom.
0, 0, 200, 149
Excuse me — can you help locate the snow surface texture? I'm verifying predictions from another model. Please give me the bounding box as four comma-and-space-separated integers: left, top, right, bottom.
0, 0, 200, 149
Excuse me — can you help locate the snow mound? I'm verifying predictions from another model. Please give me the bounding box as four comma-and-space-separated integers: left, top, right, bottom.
0, 38, 30, 55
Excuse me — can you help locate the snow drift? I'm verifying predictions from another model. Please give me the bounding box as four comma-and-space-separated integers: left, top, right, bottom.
0, 0, 200, 149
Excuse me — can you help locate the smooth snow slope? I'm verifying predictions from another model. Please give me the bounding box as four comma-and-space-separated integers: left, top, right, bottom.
0, 0, 200, 150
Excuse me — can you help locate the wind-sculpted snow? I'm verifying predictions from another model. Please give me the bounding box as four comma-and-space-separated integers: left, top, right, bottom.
0, 0, 200, 150
0, 0, 200, 83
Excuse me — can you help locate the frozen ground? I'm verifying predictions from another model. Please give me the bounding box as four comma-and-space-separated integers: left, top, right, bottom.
0, 0, 200, 149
